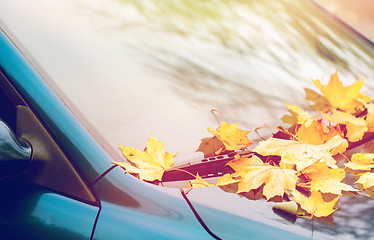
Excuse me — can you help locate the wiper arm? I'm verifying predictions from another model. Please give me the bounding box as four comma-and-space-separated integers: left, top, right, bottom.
161, 151, 254, 182
160, 132, 374, 183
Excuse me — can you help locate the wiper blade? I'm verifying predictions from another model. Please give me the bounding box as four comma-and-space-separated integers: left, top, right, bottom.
161, 151, 254, 182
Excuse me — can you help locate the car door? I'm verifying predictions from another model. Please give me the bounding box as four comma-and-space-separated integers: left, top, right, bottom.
0, 30, 99, 240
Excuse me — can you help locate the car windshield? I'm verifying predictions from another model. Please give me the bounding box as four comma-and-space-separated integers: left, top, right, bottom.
2, 1, 374, 239
1, 0, 374, 164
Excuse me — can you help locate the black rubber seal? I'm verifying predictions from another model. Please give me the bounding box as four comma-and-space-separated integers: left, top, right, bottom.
180, 188, 222, 240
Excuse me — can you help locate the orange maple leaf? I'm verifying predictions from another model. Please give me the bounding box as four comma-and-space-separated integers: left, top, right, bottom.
313, 71, 370, 114
208, 122, 252, 151
113, 135, 176, 181
293, 190, 339, 218
196, 136, 225, 158
296, 119, 341, 145
300, 161, 357, 195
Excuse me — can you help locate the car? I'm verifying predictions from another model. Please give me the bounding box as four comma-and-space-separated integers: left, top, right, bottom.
0, 0, 374, 239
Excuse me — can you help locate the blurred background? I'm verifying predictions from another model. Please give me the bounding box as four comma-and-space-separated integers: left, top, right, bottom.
314, 0, 374, 41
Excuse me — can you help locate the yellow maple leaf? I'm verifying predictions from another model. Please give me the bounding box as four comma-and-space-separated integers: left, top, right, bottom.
208, 122, 252, 151
216, 173, 241, 186
304, 88, 330, 112
196, 136, 225, 158
113, 135, 176, 181
300, 161, 357, 195
365, 103, 374, 132
344, 153, 374, 172
281, 104, 311, 125
313, 71, 370, 114
186, 173, 214, 189
226, 154, 263, 172
355, 172, 374, 198
229, 156, 299, 200
322, 110, 367, 142
254, 135, 348, 171
293, 190, 339, 218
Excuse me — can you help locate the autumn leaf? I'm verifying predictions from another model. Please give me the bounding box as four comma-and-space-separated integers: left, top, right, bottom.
322, 110, 367, 142
281, 104, 311, 125
186, 173, 214, 189
272, 201, 307, 223
228, 156, 299, 201
344, 153, 374, 172
217, 156, 256, 194
365, 103, 374, 132
299, 161, 357, 195
196, 136, 225, 158
216, 173, 241, 186
240, 185, 266, 201
304, 88, 330, 112
313, 71, 370, 114
254, 135, 348, 171
208, 122, 252, 151
226, 154, 263, 172
355, 172, 374, 198
113, 135, 176, 181
293, 190, 339, 218
296, 119, 341, 145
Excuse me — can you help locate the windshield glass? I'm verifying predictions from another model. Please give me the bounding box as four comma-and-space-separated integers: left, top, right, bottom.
1, 0, 374, 164
2, 1, 374, 239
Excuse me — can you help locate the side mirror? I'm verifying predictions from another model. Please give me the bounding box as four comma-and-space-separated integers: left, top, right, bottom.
0, 118, 31, 178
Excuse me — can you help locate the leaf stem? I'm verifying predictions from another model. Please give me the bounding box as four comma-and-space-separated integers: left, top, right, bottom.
211, 109, 225, 125
255, 125, 299, 141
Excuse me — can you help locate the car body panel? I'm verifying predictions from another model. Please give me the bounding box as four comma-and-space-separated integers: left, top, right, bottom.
92, 166, 309, 239
92, 167, 214, 239
0, 177, 98, 239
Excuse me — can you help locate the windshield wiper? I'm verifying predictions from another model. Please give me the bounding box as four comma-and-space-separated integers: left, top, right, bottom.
161, 151, 254, 182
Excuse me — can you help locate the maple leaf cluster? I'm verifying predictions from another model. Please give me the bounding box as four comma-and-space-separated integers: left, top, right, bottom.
115, 71, 374, 227
211, 71, 374, 225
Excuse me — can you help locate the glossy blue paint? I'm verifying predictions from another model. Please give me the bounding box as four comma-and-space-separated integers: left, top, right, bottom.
92, 167, 214, 239
94, 201, 213, 240
0, 27, 113, 183
92, 166, 310, 239
0, 178, 98, 239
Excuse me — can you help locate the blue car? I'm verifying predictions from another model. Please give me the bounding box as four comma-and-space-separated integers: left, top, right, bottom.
0, 0, 374, 239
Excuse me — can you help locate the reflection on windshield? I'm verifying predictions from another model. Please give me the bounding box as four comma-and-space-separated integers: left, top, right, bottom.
87, 0, 374, 130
